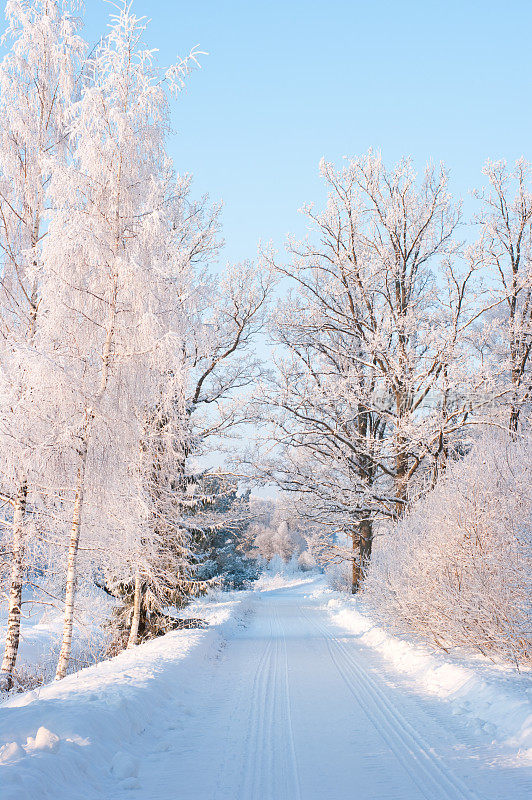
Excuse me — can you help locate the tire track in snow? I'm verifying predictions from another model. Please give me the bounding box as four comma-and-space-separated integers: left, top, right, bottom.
239, 631, 274, 799
298, 603, 483, 800
211, 602, 274, 800
259, 613, 276, 798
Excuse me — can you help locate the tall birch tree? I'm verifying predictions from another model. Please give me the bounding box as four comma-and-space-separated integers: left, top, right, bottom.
34, 1, 200, 679
0, 0, 85, 690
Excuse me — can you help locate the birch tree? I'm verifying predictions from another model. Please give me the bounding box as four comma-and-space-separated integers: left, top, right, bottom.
106, 178, 273, 647
0, 0, 85, 690
120, 260, 273, 646
34, 1, 201, 678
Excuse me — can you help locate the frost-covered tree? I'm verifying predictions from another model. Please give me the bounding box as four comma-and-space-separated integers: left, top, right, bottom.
151, 261, 272, 600
187, 260, 272, 447
32, 1, 201, 678
118, 183, 223, 650
0, 0, 85, 690
191, 475, 259, 590
475, 158, 532, 433
245, 497, 307, 564
109, 214, 272, 647
261, 152, 480, 590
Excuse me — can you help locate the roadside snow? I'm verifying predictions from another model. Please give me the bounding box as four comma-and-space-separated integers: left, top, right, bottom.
254, 571, 317, 592
253, 555, 319, 591
317, 586, 532, 766
1, 575, 530, 800
0, 586, 114, 691
0, 589, 252, 800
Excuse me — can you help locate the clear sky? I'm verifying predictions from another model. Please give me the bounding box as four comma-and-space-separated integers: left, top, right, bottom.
25, 1, 532, 263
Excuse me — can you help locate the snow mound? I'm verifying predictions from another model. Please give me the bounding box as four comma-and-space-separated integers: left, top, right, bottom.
110, 750, 139, 779
0, 741, 25, 764
28, 727, 60, 753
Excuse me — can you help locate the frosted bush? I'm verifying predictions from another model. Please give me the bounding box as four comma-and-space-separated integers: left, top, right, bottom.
365, 433, 532, 667
298, 550, 317, 572
326, 561, 352, 593
265, 554, 293, 575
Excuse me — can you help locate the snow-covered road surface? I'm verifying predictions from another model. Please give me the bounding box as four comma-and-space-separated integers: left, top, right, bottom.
1, 577, 531, 799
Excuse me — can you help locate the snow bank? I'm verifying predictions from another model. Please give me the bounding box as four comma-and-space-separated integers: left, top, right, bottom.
318, 588, 532, 765
0, 589, 252, 800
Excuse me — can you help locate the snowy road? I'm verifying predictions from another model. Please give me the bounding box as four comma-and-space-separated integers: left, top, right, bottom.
112, 579, 529, 800
2, 577, 530, 799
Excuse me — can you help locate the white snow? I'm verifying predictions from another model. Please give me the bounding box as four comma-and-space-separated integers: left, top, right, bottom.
0, 587, 114, 690
0, 589, 252, 799
0, 741, 25, 764
320, 590, 532, 765
110, 751, 139, 779
1, 577, 530, 800
30, 727, 61, 753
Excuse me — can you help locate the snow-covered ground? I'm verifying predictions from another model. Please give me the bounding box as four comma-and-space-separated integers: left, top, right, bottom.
0, 587, 114, 691
323, 590, 531, 765
1, 576, 530, 799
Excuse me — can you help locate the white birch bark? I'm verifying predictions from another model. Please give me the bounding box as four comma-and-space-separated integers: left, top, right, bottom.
127, 566, 142, 649
55, 443, 87, 680
55, 276, 117, 680
48, 4, 203, 675
1, 238, 40, 688
0, 1, 85, 688
0, 484, 28, 690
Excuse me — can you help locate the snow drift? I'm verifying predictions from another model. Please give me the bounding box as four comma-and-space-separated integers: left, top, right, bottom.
0, 590, 252, 800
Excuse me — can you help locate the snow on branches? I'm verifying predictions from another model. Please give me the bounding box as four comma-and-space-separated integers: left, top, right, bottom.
258, 151, 483, 591
0, 0, 267, 686
365, 432, 532, 667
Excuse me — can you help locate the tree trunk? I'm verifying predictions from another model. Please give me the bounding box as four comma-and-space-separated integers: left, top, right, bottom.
55, 266, 118, 680
351, 518, 373, 594
351, 529, 359, 594
395, 440, 409, 518
509, 402, 520, 436
0, 483, 28, 690
127, 566, 142, 649
359, 518, 373, 570
55, 438, 88, 680
0, 267, 41, 690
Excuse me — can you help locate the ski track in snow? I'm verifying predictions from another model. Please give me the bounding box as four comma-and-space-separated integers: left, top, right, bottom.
1, 577, 531, 800
298, 602, 480, 800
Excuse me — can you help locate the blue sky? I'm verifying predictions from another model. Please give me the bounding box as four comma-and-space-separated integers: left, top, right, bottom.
41, 1, 532, 264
